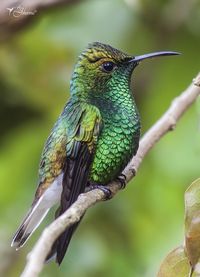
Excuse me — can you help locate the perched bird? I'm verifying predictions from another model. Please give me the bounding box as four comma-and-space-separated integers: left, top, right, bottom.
11, 42, 179, 265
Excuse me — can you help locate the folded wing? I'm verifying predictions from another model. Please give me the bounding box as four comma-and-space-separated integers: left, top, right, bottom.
47, 103, 102, 264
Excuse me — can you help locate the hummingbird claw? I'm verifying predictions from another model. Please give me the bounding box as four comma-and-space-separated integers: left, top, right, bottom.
116, 174, 127, 189
86, 182, 112, 200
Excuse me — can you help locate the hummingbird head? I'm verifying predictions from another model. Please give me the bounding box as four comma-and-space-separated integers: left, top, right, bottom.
70, 42, 180, 99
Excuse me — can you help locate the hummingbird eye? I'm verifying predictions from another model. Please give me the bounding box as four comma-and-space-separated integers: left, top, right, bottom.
101, 61, 115, 73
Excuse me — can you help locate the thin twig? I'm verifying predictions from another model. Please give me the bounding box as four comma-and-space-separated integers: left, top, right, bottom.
21, 73, 200, 277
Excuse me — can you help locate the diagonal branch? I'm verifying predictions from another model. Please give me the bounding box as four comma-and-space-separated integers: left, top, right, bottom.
21, 73, 200, 277
0, 0, 84, 41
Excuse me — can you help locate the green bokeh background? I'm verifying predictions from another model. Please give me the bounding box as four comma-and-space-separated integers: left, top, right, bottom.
0, 0, 200, 276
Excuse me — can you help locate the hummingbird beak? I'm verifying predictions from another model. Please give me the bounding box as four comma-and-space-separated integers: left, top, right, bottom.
130, 51, 181, 63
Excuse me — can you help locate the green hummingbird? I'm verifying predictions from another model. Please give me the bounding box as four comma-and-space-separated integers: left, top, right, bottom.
11, 42, 179, 264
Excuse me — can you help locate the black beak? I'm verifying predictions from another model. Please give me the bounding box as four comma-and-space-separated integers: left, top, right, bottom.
129, 51, 181, 63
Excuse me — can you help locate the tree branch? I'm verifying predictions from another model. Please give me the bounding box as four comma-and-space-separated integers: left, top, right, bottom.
21, 73, 200, 277
0, 0, 84, 41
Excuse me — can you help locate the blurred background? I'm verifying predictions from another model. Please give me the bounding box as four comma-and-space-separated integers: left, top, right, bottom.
0, 0, 200, 276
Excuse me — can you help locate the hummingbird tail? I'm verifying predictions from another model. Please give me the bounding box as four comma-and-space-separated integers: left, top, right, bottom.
11, 174, 63, 249
11, 197, 50, 249
46, 142, 93, 264
45, 218, 82, 264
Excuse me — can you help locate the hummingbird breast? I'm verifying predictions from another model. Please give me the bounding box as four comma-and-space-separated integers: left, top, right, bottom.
89, 102, 140, 184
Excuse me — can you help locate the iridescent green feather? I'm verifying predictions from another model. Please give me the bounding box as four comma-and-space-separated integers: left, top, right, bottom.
37, 100, 102, 198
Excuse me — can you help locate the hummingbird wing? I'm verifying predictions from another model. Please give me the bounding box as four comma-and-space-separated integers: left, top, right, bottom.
11, 115, 68, 249
47, 103, 102, 264
12, 102, 101, 253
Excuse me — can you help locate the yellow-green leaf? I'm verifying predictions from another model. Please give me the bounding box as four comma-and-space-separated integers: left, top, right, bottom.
157, 246, 190, 277
185, 178, 200, 269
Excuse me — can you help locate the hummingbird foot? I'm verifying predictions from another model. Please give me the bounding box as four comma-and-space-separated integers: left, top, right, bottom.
116, 174, 127, 189
86, 182, 112, 200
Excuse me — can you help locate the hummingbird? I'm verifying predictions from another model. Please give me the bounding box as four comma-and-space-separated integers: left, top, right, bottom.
11, 42, 179, 265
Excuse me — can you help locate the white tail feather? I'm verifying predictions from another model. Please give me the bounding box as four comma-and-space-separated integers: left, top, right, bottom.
11, 195, 50, 248
11, 173, 63, 249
